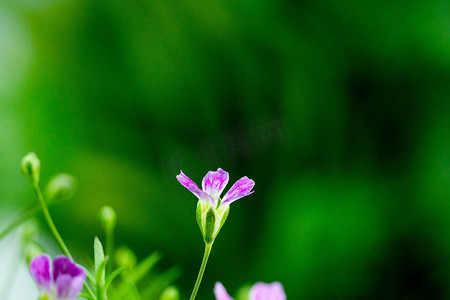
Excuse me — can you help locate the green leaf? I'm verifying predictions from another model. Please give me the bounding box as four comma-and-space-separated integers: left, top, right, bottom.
95, 257, 109, 286
84, 268, 96, 286
140, 267, 180, 299
104, 266, 129, 291
129, 251, 161, 283
94, 237, 106, 285
79, 293, 96, 300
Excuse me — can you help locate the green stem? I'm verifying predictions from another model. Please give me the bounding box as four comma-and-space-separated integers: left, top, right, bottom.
32, 182, 96, 300
0, 203, 40, 240
105, 227, 114, 274
189, 243, 213, 300
33, 182, 71, 257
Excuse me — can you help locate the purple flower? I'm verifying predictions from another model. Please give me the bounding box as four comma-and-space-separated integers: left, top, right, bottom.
214, 282, 286, 300
177, 168, 255, 243
30, 254, 86, 300
177, 168, 255, 206
214, 282, 233, 300
249, 282, 286, 300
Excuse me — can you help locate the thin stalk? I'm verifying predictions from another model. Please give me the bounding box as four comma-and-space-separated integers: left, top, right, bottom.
189, 243, 213, 300
32, 182, 96, 300
105, 227, 114, 274
33, 182, 71, 257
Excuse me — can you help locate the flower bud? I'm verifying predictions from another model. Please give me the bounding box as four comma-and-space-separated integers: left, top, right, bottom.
21, 221, 39, 243
159, 286, 180, 300
45, 173, 76, 205
114, 246, 136, 268
98, 206, 116, 232
24, 242, 44, 265
21, 152, 40, 185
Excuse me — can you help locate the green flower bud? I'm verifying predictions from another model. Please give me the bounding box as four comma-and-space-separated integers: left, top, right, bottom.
159, 286, 180, 300
114, 246, 136, 268
45, 173, 76, 205
21, 152, 40, 185
98, 206, 116, 232
21, 221, 39, 243
24, 242, 44, 265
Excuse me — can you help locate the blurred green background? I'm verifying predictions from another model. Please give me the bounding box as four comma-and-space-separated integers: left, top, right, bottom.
1, 0, 449, 299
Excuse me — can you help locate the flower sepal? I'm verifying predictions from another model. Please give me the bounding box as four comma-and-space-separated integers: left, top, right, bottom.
203, 207, 216, 244
196, 201, 231, 244
178, 168, 254, 244
38, 293, 52, 300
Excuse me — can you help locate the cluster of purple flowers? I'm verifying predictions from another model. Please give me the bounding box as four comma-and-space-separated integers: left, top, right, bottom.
28, 168, 285, 299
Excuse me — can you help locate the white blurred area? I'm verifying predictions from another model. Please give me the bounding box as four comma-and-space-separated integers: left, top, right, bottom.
0, 231, 37, 299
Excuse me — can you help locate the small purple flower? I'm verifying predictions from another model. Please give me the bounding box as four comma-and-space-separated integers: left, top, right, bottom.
214, 282, 286, 300
177, 168, 255, 243
177, 168, 255, 206
30, 254, 86, 300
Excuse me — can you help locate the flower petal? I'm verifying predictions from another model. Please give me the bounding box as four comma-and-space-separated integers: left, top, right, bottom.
53, 256, 86, 299
55, 274, 86, 299
30, 254, 52, 293
214, 282, 234, 300
221, 176, 255, 205
177, 171, 214, 204
202, 168, 229, 200
249, 282, 286, 300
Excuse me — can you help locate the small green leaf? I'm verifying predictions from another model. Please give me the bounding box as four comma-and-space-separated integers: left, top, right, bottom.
140, 267, 180, 299
95, 257, 109, 286
84, 267, 96, 286
104, 266, 129, 291
94, 237, 106, 285
129, 251, 161, 283
78, 293, 96, 300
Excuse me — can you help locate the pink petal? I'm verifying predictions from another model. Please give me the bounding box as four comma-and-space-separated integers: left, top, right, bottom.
177, 171, 214, 204
55, 274, 85, 299
214, 282, 234, 300
249, 282, 286, 300
53, 256, 86, 299
221, 176, 255, 205
202, 168, 229, 200
30, 254, 52, 293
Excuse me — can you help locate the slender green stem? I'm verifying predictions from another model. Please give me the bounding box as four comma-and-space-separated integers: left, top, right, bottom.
189, 243, 213, 300
32, 182, 96, 300
33, 182, 71, 257
0, 203, 40, 240
105, 227, 114, 274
